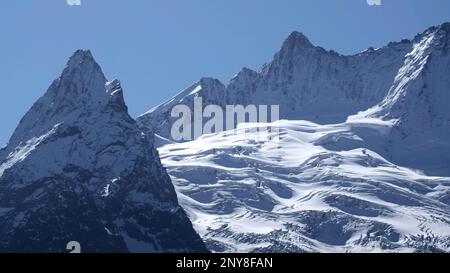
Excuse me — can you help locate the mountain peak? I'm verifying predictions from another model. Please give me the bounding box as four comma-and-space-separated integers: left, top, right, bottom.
239, 67, 258, 75
273, 31, 316, 63
57, 49, 107, 100
63, 49, 105, 81
0, 50, 207, 253
6, 50, 110, 147
414, 22, 450, 42
230, 67, 259, 83
198, 77, 225, 89
282, 31, 314, 50
66, 49, 96, 67
70, 49, 93, 58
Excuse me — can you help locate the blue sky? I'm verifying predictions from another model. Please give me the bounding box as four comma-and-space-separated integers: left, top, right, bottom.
1, 0, 450, 145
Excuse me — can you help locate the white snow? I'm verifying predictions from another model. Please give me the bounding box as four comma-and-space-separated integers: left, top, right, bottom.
159, 119, 450, 252
101, 184, 111, 197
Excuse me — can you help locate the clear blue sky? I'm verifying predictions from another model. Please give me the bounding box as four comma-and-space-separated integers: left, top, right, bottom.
1, 0, 450, 145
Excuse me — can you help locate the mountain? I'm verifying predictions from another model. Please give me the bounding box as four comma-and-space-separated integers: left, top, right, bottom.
139, 23, 450, 252
138, 77, 227, 141
359, 23, 450, 175
2, 22, 449, 253
0, 50, 206, 253
138, 23, 450, 176
137, 30, 411, 136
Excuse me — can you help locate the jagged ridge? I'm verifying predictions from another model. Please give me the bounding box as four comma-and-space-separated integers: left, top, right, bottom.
0, 50, 207, 253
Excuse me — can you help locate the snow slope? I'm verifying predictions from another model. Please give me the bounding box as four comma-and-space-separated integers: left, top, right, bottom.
139, 23, 450, 176
357, 23, 450, 176
159, 120, 450, 253
150, 23, 450, 253
138, 29, 411, 137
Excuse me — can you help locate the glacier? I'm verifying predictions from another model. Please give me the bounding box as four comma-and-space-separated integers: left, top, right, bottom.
140, 23, 450, 252
159, 120, 450, 252
138, 23, 450, 177
1, 22, 449, 253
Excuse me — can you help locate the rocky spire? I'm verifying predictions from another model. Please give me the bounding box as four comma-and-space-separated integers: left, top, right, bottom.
0, 50, 207, 253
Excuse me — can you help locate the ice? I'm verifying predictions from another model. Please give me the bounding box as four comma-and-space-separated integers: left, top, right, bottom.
159, 119, 450, 252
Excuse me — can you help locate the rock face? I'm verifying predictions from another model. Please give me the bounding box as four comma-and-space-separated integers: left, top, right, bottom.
138, 23, 450, 176
0, 50, 206, 253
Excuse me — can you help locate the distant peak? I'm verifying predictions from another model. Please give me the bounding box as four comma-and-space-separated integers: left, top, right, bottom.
60, 49, 106, 85
240, 67, 257, 74
199, 77, 217, 83
283, 31, 314, 50
415, 22, 450, 41
287, 31, 309, 40
6, 49, 111, 148
67, 49, 95, 66
45, 49, 109, 107
199, 77, 225, 88
272, 31, 316, 63
231, 67, 259, 81
73, 49, 93, 57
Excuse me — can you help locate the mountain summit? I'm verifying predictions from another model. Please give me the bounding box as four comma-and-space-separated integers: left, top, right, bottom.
143, 23, 450, 253
139, 23, 450, 176
281, 31, 315, 51
0, 51, 206, 253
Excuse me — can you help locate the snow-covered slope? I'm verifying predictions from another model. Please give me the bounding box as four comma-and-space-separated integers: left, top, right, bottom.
139, 23, 450, 176
356, 23, 450, 176
0, 50, 206, 253
137, 29, 411, 137
138, 77, 227, 139
149, 23, 450, 253
159, 120, 450, 253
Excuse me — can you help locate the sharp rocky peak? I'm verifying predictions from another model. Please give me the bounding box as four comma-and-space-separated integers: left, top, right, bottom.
280, 31, 315, 52
195, 77, 226, 96
233, 67, 259, 79
229, 67, 259, 89
62, 50, 105, 81
6, 50, 123, 148
270, 30, 325, 70
0, 51, 207, 253
411, 22, 450, 43
198, 77, 225, 88
66, 49, 96, 67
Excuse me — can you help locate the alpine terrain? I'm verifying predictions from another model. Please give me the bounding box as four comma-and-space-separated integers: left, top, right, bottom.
139, 23, 450, 252
0, 50, 206, 253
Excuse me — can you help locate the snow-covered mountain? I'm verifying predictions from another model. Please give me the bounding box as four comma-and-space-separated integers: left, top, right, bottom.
1, 22, 449, 253
360, 23, 450, 176
140, 23, 450, 252
138, 23, 450, 176
159, 120, 450, 252
0, 50, 206, 253
137, 28, 411, 136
